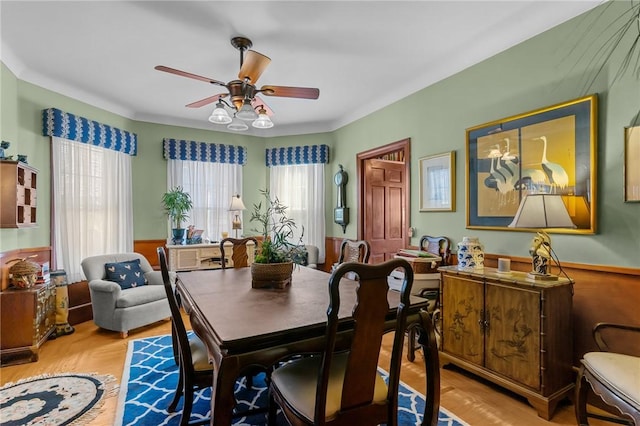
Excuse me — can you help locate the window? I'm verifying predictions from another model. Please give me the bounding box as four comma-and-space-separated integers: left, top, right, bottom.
167, 159, 242, 241
270, 164, 325, 262
51, 137, 133, 282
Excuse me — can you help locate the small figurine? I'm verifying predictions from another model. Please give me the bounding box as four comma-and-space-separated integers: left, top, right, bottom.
17, 154, 28, 164
0, 141, 10, 160
529, 232, 552, 275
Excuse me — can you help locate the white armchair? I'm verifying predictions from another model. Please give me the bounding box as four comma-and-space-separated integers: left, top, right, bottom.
81, 253, 174, 338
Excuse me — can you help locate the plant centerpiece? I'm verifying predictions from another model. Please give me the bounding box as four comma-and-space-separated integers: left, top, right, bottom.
249, 189, 306, 289
162, 186, 193, 245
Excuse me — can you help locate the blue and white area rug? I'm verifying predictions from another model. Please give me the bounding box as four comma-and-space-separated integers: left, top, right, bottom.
0, 372, 117, 426
115, 334, 467, 426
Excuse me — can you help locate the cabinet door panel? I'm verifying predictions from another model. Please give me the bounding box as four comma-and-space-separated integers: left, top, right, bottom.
442, 275, 483, 364
485, 283, 540, 389
176, 249, 199, 269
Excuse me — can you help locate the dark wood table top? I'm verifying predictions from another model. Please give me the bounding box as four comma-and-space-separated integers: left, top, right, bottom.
176, 266, 429, 353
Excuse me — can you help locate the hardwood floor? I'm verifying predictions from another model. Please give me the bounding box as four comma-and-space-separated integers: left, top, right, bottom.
0, 317, 611, 426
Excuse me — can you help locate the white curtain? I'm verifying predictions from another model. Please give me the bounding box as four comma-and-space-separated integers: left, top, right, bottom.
270, 164, 325, 263
51, 136, 133, 283
167, 159, 242, 242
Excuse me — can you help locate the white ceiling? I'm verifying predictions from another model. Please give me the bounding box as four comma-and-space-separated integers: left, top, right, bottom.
1, 1, 602, 137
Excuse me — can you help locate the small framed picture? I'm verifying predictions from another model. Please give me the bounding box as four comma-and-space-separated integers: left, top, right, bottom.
625, 125, 640, 202
419, 151, 455, 212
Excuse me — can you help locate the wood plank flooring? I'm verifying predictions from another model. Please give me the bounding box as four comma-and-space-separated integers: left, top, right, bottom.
0, 316, 611, 426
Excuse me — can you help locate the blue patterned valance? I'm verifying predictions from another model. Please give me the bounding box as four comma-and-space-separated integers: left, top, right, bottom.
163, 138, 247, 165
266, 144, 330, 167
42, 108, 137, 155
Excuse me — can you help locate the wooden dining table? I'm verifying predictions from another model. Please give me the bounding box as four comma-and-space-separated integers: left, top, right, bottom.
176, 265, 440, 426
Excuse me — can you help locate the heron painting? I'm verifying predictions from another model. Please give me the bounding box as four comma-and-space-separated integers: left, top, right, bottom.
466, 94, 596, 233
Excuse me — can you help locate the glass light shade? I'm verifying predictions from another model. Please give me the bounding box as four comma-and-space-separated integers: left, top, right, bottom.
236, 100, 259, 121
208, 103, 232, 124
227, 116, 248, 131
508, 194, 577, 229
252, 109, 274, 129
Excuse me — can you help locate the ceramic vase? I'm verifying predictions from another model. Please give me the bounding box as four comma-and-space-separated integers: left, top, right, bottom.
457, 236, 485, 270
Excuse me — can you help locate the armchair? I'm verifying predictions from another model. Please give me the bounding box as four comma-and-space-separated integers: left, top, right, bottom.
575, 322, 640, 425
81, 252, 173, 338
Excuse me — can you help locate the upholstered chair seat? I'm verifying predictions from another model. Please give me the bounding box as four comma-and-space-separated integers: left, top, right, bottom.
582, 352, 640, 412
575, 322, 640, 425
271, 352, 388, 422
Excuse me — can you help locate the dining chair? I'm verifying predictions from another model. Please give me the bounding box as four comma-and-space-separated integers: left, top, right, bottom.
405, 235, 452, 361
419, 235, 451, 266
575, 322, 640, 425
332, 239, 371, 280
158, 247, 213, 426
268, 258, 416, 426
336, 239, 371, 265
220, 237, 258, 269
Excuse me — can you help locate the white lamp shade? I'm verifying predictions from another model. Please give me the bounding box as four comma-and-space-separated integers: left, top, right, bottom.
508, 194, 576, 229
229, 195, 246, 211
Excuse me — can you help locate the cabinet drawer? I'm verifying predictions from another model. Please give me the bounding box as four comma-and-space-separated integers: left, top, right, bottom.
199, 247, 221, 258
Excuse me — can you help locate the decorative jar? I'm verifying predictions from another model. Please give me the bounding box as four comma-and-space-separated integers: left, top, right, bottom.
457, 236, 485, 270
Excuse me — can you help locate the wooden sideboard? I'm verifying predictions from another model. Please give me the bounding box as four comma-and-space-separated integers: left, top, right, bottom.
438, 266, 574, 420
166, 241, 255, 271
1, 281, 56, 366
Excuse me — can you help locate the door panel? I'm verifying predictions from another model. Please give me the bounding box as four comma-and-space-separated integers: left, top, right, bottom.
485, 283, 540, 389
364, 159, 406, 263
442, 275, 484, 365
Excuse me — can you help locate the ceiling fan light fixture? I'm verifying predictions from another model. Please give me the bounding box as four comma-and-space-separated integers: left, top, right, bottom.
236, 99, 259, 121
208, 102, 232, 124
227, 115, 249, 132
252, 107, 274, 129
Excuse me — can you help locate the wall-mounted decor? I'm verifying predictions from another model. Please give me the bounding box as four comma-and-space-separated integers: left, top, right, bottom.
419, 151, 455, 212
624, 125, 640, 202
465, 94, 597, 233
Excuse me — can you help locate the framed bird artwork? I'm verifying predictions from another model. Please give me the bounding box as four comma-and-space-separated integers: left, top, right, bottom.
465, 94, 597, 234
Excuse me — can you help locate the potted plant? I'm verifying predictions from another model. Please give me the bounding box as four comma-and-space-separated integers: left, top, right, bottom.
249, 189, 306, 288
162, 186, 193, 245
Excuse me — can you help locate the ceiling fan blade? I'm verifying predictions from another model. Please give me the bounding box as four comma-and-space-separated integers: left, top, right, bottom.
155, 65, 227, 87
251, 95, 274, 116
186, 93, 228, 108
260, 85, 320, 99
238, 51, 271, 84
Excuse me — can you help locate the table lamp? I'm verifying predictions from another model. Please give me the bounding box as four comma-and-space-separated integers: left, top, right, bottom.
229, 194, 246, 238
508, 194, 576, 280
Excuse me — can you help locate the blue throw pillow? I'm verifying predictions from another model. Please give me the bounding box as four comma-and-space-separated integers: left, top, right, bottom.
104, 259, 147, 289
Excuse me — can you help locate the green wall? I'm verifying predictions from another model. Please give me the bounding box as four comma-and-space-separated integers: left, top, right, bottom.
1, 1, 638, 267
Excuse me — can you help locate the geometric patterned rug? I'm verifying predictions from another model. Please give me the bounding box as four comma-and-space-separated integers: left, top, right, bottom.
115, 334, 468, 426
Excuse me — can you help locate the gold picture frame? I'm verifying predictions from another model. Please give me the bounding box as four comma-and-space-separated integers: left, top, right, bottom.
419, 151, 456, 212
465, 95, 597, 233
624, 125, 640, 202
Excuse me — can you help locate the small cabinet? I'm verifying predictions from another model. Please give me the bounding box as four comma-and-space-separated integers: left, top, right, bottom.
166, 242, 255, 272
1, 160, 38, 228
0, 281, 56, 365
439, 266, 573, 420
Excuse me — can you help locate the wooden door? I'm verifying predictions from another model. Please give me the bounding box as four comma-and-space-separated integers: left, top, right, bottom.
441, 275, 484, 365
363, 158, 406, 263
358, 139, 410, 265
485, 283, 540, 389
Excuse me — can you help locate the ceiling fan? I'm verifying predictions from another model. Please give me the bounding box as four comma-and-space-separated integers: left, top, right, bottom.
155, 36, 320, 129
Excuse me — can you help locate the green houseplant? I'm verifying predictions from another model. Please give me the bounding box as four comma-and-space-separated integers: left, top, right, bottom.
162, 186, 193, 245
249, 189, 306, 288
